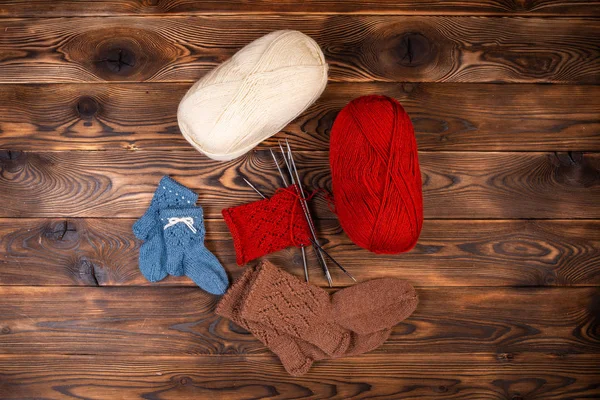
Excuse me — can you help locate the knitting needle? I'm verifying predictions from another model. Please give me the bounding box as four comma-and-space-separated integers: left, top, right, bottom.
299, 246, 309, 282
281, 141, 333, 286
277, 142, 331, 285
278, 141, 295, 184
308, 238, 356, 282
282, 140, 333, 287
279, 142, 331, 286
243, 174, 309, 282
243, 174, 354, 284
270, 148, 289, 187
283, 143, 353, 282
242, 177, 266, 199
269, 149, 309, 283
278, 146, 355, 282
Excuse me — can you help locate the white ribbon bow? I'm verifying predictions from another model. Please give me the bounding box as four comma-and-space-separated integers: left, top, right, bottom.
163, 217, 197, 234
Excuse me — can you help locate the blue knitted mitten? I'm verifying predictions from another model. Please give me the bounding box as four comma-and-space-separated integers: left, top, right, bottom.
160, 207, 229, 295
133, 176, 198, 282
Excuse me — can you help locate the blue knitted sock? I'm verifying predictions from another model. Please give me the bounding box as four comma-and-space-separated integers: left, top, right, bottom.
133, 176, 199, 240
160, 207, 229, 295
133, 176, 198, 282
138, 232, 168, 282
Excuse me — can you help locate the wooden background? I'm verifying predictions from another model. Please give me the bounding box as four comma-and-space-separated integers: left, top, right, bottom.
0, 1, 599, 399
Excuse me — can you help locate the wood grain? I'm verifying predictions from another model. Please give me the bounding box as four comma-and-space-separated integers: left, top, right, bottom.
0, 150, 597, 219
0, 1, 598, 399
1, 82, 598, 152
0, 286, 597, 355
1, 16, 598, 83
2, 0, 599, 16
0, 218, 598, 287
1, 353, 599, 400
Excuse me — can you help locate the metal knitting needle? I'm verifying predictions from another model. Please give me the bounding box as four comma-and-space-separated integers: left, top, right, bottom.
244, 169, 354, 284
308, 238, 356, 282
299, 242, 309, 282
243, 174, 309, 282
270, 148, 289, 187
282, 140, 333, 287
281, 142, 353, 282
279, 143, 332, 286
242, 177, 266, 199
278, 141, 331, 285
282, 142, 333, 286
278, 141, 295, 184
270, 149, 308, 282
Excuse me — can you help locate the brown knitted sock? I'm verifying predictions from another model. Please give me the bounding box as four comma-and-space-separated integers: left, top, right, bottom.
216, 269, 392, 376
238, 261, 351, 357
274, 277, 417, 362
216, 260, 419, 376
216, 266, 315, 376
332, 277, 418, 334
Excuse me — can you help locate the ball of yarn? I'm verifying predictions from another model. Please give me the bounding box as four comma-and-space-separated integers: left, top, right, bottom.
329, 95, 423, 254
178, 30, 328, 161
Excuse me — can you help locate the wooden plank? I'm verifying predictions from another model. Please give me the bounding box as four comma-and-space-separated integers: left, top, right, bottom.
0, 16, 598, 83
0, 286, 597, 355
1, 82, 598, 152
2, 0, 599, 17
1, 353, 599, 400
0, 150, 598, 219
0, 218, 598, 287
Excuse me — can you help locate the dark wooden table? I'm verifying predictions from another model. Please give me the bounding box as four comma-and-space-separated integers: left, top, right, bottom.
0, 1, 599, 399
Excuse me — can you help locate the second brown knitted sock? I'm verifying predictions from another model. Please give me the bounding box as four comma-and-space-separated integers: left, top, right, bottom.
331, 277, 418, 334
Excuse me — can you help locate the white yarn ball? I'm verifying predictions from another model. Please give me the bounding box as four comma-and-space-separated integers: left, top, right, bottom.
177, 30, 329, 161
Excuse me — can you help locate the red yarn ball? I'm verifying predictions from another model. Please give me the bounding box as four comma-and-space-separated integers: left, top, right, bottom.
330, 95, 423, 254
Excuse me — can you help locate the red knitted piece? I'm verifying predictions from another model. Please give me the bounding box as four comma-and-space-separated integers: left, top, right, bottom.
222, 185, 312, 266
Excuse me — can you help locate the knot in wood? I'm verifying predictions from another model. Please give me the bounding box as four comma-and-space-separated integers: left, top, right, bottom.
78, 258, 101, 286
179, 377, 191, 386
396, 33, 432, 67
436, 385, 448, 393
96, 46, 137, 75
76, 96, 99, 119
1, 327, 10, 334
45, 220, 78, 242
402, 83, 416, 93
544, 272, 557, 285
316, 109, 338, 136
0, 150, 26, 173
497, 352, 515, 362
552, 152, 598, 188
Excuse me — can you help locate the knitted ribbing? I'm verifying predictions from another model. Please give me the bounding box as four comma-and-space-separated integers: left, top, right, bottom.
134, 176, 199, 282
221, 185, 311, 266
160, 207, 229, 295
